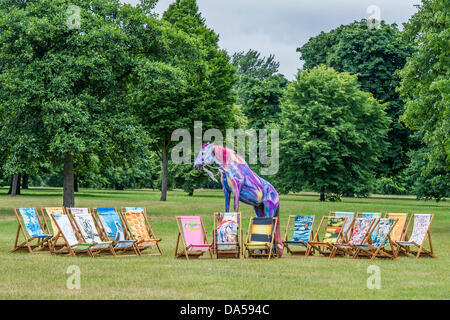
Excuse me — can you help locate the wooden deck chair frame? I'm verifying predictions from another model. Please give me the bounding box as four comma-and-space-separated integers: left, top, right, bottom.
120, 207, 162, 256
394, 213, 435, 258
175, 216, 213, 260
93, 208, 140, 257
305, 216, 348, 257
50, 213, 95, 257
212, 212, 242, 259
329, 211, 356, 242
40, 207, 68, 249
384, 212, 409, 256
10, 208, 54, 254
282, 215, 315, 256
352, 218, 398, 261
244, 217, 278, 260
329, 217, 377, 258
68, 208, 116, 257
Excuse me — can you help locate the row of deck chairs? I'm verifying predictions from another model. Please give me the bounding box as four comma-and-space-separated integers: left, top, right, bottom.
283, 212, 435, 260
10, 207, 162, 257
174, 212, 435, 261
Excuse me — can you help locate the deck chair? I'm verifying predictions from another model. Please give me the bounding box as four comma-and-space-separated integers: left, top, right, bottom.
120, 207, 162, 256
330, 212, 355, 242
306, 216, 347, 257
283, 215, 314, 256
353, 218, 398, 261
94, 207, 139, 256
357, 212, 381, 241
244, 217, 278, 260
395, 214, 435, 258
41, 207, 67, 248
384, 213, 409, 256
50, 213, 95, 257
330, 217, 376, 258
213, 212, 242, 259
175, 216, 212, 259
10, 208, 53, 253
68, 208, 116, 256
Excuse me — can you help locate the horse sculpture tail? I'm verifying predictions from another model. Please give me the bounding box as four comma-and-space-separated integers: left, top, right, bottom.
275, 205, 283, 257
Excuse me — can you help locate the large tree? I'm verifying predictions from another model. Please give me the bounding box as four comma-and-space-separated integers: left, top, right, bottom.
278, 65, 390, 201
128, 0, 236, 201
0, 0, 146, 206
297, 20, 413, 177
398, 0, 449, 201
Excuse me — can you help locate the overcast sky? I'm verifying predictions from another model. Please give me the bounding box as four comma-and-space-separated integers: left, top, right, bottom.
121, 0, 421, 80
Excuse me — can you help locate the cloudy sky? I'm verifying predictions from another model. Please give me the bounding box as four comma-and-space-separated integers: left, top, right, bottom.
121, 0, 421, 80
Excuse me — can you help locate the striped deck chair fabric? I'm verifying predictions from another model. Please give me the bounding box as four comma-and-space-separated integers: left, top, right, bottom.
216, 212, 239, 251
247, 217, 274, 249
284, 215, 314, 247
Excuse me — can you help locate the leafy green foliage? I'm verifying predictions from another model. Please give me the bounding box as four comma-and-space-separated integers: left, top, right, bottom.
278, 65, 390, 200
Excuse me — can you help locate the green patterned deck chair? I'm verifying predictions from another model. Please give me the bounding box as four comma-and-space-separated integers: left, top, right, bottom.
94, 207, 139, 256
11, 208, 53, 253
330, 217, 376, 258
358, 212, 381, 242
331, 212, 355, 242
395, 214, 435, 258
283, 215, 315, 256
213, 212, 242, 259
50, 214, 95, 257
120, 207, 162, 256
68, 208, 115, 256
306, 216, 347, 257
244, 217, 278, 260
353, 218, 398, 261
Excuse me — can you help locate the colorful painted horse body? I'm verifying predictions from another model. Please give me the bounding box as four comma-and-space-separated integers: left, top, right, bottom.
194, 143, 282, 255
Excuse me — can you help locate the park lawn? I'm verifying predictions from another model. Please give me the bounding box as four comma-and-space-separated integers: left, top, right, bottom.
0, 187, 448, 300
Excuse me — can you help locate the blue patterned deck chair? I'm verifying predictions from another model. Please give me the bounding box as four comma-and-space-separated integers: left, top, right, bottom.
330, 212, 355, 242
353, 218, 398, 261
11, 208, 53, 253
94, 207, 139, 256
358, 212, 381, 242
50, 213, 95, 257
283, 215, 314, 256
68, 208, 116, 256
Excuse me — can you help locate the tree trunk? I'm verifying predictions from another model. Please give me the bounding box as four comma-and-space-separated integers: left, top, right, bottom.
63, 153, 75, 207
10, 174, 20, 197
160, 144, 169, 201
320, 187, 325, 202
22, 174, 29, 189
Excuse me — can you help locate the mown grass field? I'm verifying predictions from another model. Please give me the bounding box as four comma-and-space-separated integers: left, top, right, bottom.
0, 187, 448, 300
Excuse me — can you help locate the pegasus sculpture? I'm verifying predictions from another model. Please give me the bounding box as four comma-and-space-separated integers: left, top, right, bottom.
194, 143, 282, 255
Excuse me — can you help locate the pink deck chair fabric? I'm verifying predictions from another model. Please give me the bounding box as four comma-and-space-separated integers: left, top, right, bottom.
180, 216, 211, 252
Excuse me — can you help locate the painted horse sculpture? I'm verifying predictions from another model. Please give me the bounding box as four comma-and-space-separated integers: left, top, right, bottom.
194, 143, 282, 255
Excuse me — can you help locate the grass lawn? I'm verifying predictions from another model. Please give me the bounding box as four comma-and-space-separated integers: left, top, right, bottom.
0, 187, 448, 300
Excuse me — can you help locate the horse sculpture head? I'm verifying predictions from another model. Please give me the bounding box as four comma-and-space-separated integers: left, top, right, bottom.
194, 143, 216, 170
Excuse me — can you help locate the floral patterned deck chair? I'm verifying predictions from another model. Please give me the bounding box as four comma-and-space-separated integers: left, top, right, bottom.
213, 212, 242, 258
395, 214, 435, 258
244, 217, 278, 260
175, 216, 212, 260
358, 212, 381, 242
353, 218, 398, 261
330, 217, 375, 258
120, 207, 162, 256
306, 216, 347, 257
50, 214, 94, 257
68, 208, 115, 256
94, 207, 139, 256
283, 215, 315, 256
11, 208, 53, 253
